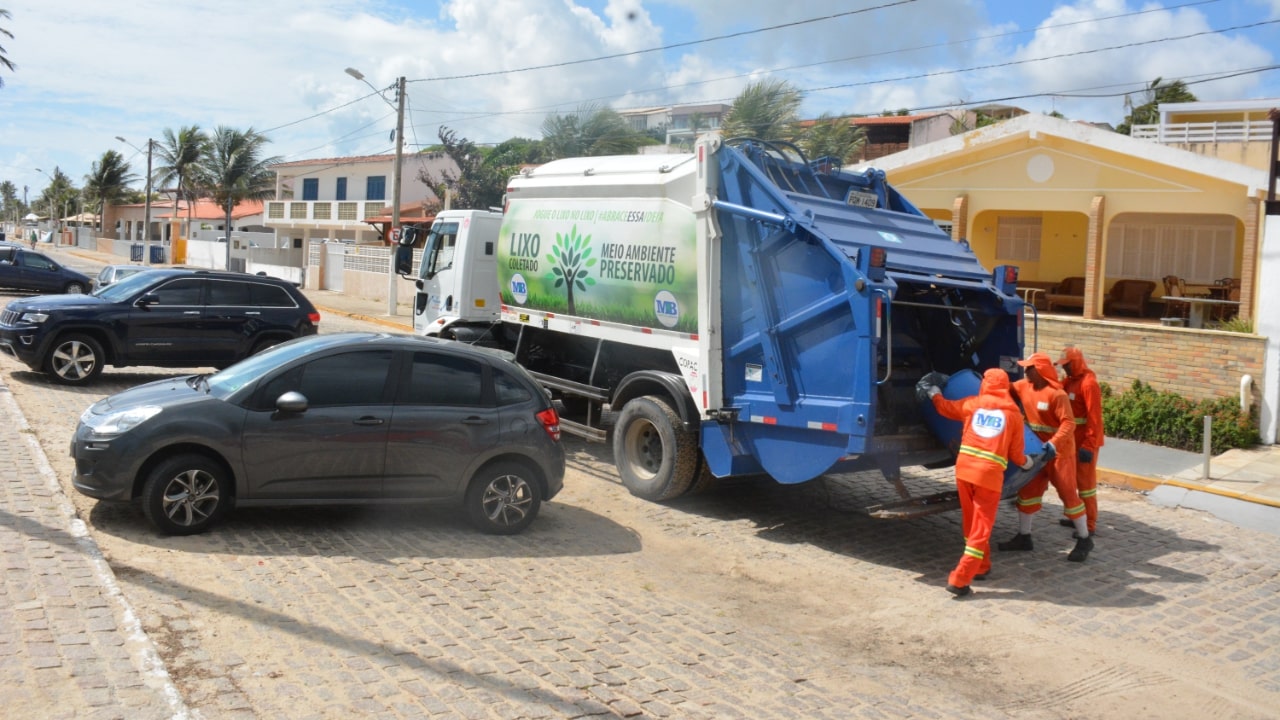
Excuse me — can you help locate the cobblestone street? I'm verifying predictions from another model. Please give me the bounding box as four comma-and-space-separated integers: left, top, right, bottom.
3, 303, 1280, 719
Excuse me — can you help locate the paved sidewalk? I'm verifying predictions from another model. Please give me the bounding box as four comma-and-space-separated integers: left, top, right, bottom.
0, 375, 185, 718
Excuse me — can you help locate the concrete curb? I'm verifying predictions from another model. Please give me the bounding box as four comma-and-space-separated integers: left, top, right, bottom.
1099, 467, 1280, 509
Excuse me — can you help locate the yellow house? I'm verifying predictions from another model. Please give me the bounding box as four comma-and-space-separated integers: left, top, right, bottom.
855, 113, 1280, 445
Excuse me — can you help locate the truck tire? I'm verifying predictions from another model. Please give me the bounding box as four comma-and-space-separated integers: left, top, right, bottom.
613, 395, 697, 501
45, 333, 104, 385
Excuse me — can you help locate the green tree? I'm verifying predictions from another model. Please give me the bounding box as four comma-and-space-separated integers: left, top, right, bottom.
83, 150, 138, 234
418, 127, 518, 211
797, 113, 867, 164
36, 167, 79, 226
153, 125, 210, 240
540, 104, 647, 158
0, 9, 16, 87
721, 80, 803, 141
1117, 77, 1197, 135
545, 224, 596, 315
0, 179, 19, 223
193, 126, 279, 268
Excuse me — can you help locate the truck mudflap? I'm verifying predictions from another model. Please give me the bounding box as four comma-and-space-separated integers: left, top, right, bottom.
706, 139, 1022, 487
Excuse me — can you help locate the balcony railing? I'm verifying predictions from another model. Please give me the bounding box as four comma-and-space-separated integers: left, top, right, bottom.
1130, 120, 1272, 144
265, 200, 387, 225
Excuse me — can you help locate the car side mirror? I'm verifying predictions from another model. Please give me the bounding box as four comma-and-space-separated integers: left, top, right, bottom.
275, 391, 308, 413
135, 293, 159, 307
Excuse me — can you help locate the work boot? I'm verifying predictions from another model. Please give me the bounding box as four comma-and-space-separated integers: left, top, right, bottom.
1068, 535, 1094, 562
946, 584, 972, 598
997, 533, 1033, 552
1058, 518, 1074, 529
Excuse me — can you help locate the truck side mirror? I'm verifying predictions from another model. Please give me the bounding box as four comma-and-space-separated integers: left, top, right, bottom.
397, 226, 419, 247
393, 244, 414, 276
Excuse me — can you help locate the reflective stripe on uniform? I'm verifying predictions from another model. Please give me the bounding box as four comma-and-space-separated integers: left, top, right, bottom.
964, 545, 985, 560
1064, 503, 1085, 516
1017, 495, 1042, 507
1079, 488, 1097, 498
1028, 422, 1056, 433
1073, 418, 1086, 425
959, 444, 1009, 469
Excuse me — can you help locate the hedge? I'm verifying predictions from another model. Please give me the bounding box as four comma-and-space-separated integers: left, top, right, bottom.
1101, 380, 1259, 454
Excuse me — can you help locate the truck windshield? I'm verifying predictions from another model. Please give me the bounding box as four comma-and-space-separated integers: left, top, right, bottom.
419, 221, 459, 279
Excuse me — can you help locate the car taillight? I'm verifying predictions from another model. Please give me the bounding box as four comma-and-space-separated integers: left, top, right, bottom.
535, 407, 561, 442
308, 312, 321, 324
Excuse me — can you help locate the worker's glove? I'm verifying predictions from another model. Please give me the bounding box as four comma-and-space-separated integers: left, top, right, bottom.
1078, 449, 1094, 464
927, 386, 941, 399
1042, 443, 1057, 461
1019, 456, 1035, 471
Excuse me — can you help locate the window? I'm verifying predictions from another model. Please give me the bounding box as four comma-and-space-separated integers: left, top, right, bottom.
995, 216, 1042, 261
208, 280, 254, 306
1106, 215, 1236, 283
301, 178, 319, 201
260, 351, 393, 407
20, 253, 54, 270
148, 278, 204, 306
335, 177, 347, 201
402, 352, 485, 406
494, 368, 533, 406
366, 176, 386, 201
250, 283, 296, 308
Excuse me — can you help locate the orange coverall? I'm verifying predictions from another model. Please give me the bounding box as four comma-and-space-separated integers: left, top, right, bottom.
932, 369, 1028, 588
1060, 347, 1103, 533
1012, 354, 1085, 522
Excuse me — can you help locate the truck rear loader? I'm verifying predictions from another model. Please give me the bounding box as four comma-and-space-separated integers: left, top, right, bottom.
396, 135, 1032, 516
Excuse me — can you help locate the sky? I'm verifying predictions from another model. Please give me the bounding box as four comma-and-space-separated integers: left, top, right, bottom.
2, 0, 1280, 208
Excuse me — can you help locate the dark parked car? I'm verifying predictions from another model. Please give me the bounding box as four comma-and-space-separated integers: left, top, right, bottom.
92, 263, 148, 291
0, 245, 92, 294
0, 268, 319, 384
70, 332, 565, 535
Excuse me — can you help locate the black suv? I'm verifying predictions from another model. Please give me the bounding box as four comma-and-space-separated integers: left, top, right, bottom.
0, 268, 319, 384
0, 245, 93, 294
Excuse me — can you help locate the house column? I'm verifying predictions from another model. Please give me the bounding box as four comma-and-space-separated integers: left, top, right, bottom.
1241, 196, 1260, 322
1083, 195, 1105, 320
951, 194, 968, 242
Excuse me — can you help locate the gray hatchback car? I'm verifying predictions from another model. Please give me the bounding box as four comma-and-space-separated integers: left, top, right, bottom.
71, 332, 565, 535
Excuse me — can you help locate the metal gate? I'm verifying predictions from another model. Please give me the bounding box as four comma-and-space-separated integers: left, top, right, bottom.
324, 243, 345, 291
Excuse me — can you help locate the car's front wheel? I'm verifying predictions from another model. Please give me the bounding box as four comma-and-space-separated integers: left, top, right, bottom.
141, 455, 232, 536
45, 333, 104, 385
63, 281, 86, 294
464, 461, 542, 535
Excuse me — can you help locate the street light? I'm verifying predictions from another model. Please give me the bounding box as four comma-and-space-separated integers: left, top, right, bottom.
346, 67, 406, 316
115, 136, 155, 266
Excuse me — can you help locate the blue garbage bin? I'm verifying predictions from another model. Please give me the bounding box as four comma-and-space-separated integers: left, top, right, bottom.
149, 245, 166, 264
130, 244, 143, 262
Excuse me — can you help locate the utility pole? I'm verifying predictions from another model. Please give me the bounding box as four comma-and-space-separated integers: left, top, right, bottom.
144, 139, 154, 265
389, 76, 406, 316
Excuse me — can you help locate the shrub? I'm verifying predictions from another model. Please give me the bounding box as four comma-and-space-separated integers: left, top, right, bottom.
1101, 380, 1258, 454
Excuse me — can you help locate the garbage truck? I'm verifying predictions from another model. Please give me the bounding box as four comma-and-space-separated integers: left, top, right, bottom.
394, 135, 1034, 516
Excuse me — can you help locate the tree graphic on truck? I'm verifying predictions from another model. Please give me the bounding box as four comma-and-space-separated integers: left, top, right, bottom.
546, 225, 596, 315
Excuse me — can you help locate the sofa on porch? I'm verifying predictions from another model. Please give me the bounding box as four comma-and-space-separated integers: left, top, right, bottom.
1044, 276, 1086, 312
1104, 279, 1157, 317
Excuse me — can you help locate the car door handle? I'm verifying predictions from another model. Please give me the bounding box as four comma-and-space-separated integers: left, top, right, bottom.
461, 417, 489, 425
353, 416, 385, 426
184, 310, 200, 315
245, 311, 261, 316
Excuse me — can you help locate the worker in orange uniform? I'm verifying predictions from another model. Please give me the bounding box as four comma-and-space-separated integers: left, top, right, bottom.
927, 368, 1035, 597
1058, 346, 1103, 536
998, 352, 1094, 562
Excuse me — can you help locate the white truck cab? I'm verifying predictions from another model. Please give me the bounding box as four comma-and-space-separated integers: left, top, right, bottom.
402, 209, 503, 336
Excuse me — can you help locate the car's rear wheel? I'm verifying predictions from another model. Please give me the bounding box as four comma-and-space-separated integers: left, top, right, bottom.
464, 461, 542, 535
45, 333, 104, 385
142, 455, 232, 536
251, 337, 283, 355
63, 281, 86, 294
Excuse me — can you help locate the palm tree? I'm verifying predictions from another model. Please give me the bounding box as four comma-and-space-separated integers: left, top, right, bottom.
540, 104, 646, 159
83, 150, 138, 234
797, 114, 867, 164
1117, 77, 1197, 135
153, 125, 210, 241
193, 126, 279, 269
0, 9, 16, 87
720, 80, 803, 142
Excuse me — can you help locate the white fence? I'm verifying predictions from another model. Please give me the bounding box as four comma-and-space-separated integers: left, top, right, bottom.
1130, 120, 1272, 144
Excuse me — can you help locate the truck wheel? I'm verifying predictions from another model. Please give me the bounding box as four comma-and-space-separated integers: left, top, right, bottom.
141, 455, 232, 536
613, 395, 697, 501
45, 333, 104, 385
464, 461, 542, 535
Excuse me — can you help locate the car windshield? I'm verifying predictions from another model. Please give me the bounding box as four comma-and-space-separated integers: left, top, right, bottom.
93, 269, 167, 299
204, 334, 370, 397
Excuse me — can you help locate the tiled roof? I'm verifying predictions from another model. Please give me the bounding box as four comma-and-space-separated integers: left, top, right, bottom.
151, 199, 265, 220
270, 154, 397, 169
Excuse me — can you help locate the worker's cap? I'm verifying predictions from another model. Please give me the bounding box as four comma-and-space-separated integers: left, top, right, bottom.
1016, 352, 1053, 368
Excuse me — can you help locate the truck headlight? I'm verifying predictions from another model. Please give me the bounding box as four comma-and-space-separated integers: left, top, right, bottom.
81, 405, 162, 437
18, 312, 49, 324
